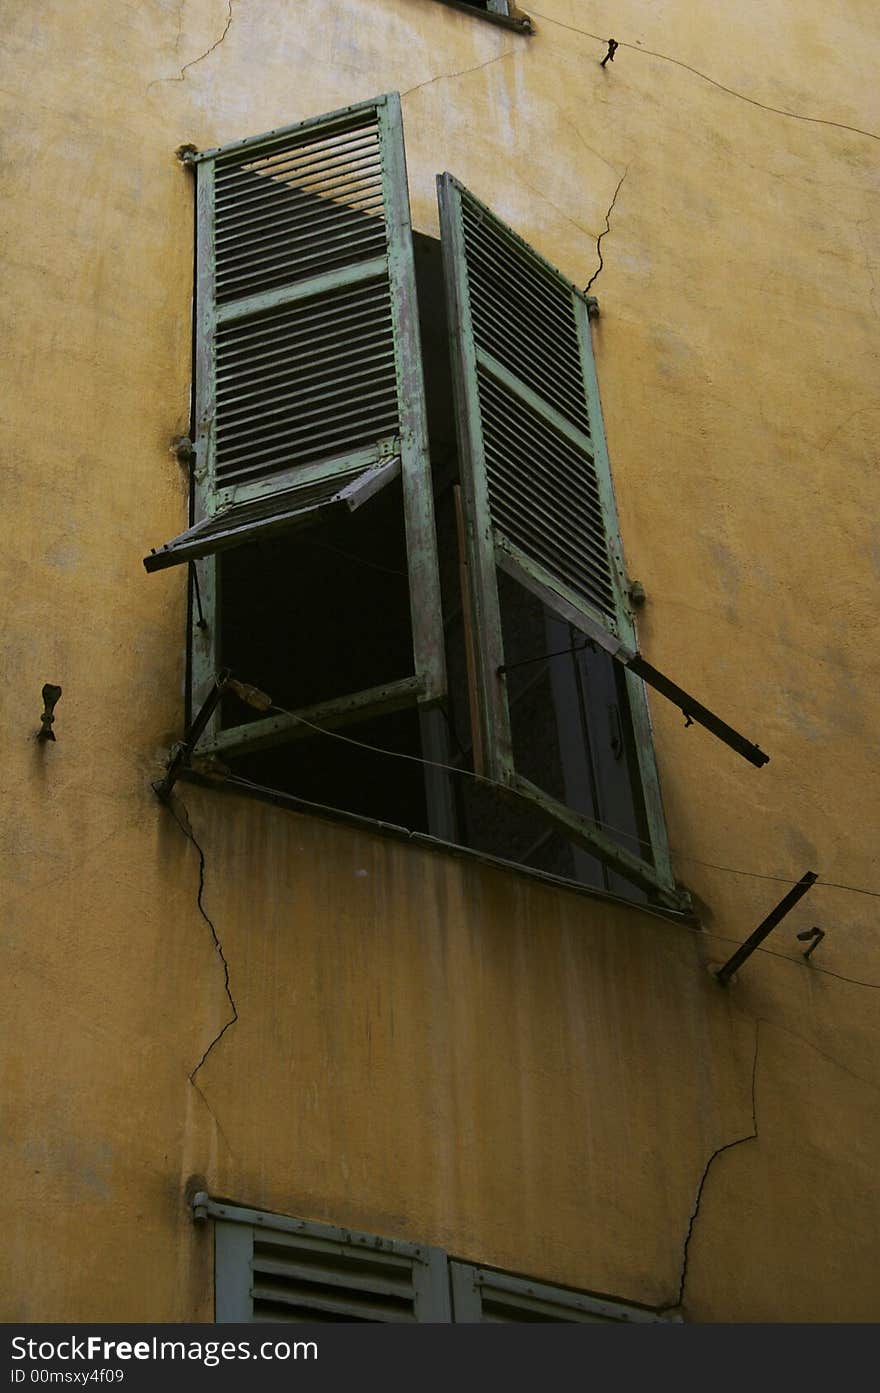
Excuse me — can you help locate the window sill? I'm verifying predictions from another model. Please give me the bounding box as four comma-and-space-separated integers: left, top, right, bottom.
178, 768, 697, 927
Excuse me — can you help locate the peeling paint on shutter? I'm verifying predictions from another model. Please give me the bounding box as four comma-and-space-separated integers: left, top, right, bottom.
205, 1198, 450, 1323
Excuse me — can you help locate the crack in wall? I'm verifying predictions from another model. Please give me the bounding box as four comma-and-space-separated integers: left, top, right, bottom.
668, 1018, 760, 1312
815, 402, 880, 453
584, 165, 629, 292
148, 1, 235, 92
401, 47, 515, 100
173, 0, 185, 55
165, 796, 239, 1088
754, 1014, 880, 1099
559, 110, 623, 177
514, 172, 597, 242
527, 9, 880, 144
856, 217, 880, 321
661, 984, 879, 1316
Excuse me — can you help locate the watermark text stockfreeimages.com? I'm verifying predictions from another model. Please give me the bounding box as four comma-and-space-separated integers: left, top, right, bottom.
10, 1336, 317, 1372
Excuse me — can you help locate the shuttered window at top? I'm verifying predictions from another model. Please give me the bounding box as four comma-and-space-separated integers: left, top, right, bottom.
144, 93, 444, 755
428, 1, 534, 32
437, 175, 767, 908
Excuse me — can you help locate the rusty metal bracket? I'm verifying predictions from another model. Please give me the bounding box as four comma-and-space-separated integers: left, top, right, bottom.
153, 672, 274, 799
797, 926, 825, 960
585, 295, 600, 319
376, 435, 399, 460
153, 670, 231, 801
37, 684, 62, 742
626, 654, 769, 767
715, 871, 818, 985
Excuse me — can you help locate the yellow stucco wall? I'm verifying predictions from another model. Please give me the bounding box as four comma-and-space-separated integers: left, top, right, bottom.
1, 0, 878, 1321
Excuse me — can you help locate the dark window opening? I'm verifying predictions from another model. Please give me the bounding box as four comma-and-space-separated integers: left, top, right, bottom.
229, 707, 429, 833
218, 478, 414, 721
217, 476, 427, 831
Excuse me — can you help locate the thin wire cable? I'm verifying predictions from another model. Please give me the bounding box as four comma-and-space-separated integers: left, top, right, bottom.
704, 932, 880, 992
670, 857, 880, 900
526, 9, 880, 144
298, 535, 408, 578
268, 702, 651, 854
262, 702, 880, 902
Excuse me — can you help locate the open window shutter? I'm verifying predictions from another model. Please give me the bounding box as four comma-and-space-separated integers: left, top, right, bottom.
449, 1262, 676, 1323
145, 94, 433, 577
202, 1198, 450, 1323
437, 174, 766, 903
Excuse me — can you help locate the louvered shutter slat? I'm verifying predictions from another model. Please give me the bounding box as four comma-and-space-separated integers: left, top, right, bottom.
441, 177, 622, 637
209, 1201, 451, 1323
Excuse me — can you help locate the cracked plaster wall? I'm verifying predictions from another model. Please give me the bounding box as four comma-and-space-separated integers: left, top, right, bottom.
1, 0, 878, 1321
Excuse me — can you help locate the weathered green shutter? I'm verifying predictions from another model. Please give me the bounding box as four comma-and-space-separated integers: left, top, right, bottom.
148, 94, 445, 752
147, 94, 432, 571
196, 1195, 451, 1322
437, 174, 766, 904
449, 1262, 676, 1322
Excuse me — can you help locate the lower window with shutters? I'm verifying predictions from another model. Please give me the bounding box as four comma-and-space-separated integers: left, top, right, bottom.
201, 1197, 450, 1323
193, 1194, 678, 1323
